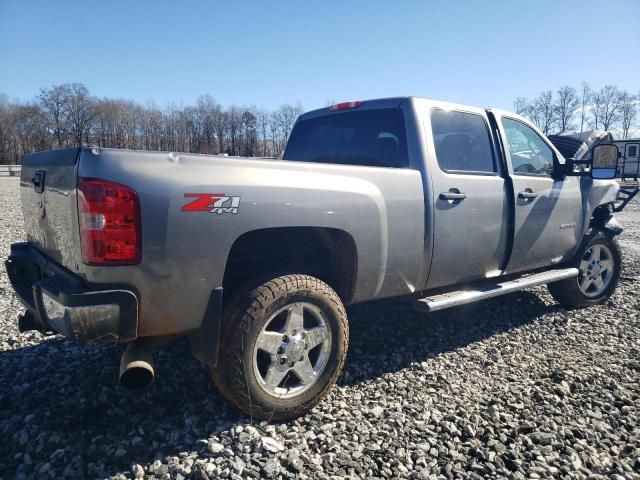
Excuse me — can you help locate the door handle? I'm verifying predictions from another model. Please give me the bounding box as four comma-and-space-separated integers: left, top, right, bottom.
32, 170, 45, 194
518, 189, 539, 200
439, 190, 467, 201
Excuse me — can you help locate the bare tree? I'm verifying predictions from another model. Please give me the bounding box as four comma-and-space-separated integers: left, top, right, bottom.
555, 86, 579, 133
163, 103, 182, 152
579, 83, 591, 135
520, 101, 540, 131
273, 102, 304, 150
12, 103, 48, 155
0, 94, 11, 163
227, 106, 243, 156
269, 110, 281, 157
241, 109, 258, 156
590, 85, 622, 131
211, 108, 228, 154
196, 95, 219, 154
620, 91, 638, 139
140, 101, 163, 151
183, 105, 202, 153
256, 109, 271, 157
64, 83, 95, 146
529, 91, 556, 135
513, 97, 528, 115
39, 84, 69, 147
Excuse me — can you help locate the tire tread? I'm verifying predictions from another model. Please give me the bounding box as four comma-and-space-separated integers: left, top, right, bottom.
212, 274, 348, 420
548, 230, 622, 308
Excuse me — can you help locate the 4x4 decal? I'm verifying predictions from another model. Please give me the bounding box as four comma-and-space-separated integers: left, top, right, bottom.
181, 193, 240, 214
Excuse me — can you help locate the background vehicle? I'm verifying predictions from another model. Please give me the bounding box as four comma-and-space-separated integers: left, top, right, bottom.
615, 138, 640, 181
6, 97, 633, 419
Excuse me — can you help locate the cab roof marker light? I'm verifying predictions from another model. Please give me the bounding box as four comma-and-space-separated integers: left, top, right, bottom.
329, 101, 363, 111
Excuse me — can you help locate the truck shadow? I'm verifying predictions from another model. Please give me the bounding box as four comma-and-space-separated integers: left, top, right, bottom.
0, 290, 558, 477
342, 290, 556, 385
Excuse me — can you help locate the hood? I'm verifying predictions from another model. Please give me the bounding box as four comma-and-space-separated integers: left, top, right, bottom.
547, 131, 614, 161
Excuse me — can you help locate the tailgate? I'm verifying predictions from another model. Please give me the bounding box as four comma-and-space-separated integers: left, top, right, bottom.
20, 148, 82, 268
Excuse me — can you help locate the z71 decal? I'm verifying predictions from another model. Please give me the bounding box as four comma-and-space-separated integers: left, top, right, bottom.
181, 193, 240, 214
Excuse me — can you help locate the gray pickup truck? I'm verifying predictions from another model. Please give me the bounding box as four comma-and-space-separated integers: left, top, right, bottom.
6, 97, 633, 420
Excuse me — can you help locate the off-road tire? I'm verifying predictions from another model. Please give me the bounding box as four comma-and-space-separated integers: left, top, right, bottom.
211, 274, 348, 421
548, 230, 622, 308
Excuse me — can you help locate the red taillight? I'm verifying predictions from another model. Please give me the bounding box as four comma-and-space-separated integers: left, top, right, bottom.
78, 178, 141, 265
329, 100, 362, 111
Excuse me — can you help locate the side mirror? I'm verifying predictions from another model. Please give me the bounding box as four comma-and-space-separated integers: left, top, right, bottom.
591, 144, 619, 179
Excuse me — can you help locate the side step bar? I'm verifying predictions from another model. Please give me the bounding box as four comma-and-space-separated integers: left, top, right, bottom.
414, 268, 578, 313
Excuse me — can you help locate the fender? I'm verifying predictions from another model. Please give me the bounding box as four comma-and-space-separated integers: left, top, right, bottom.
601, 214, 623, 236
569, 204, 622, 265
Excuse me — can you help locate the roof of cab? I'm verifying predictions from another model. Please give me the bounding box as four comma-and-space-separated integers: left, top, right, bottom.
298, 97, 409, 121
299, 95, 547, 127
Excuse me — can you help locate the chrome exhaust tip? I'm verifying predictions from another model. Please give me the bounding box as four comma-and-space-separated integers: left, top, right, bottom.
119, 342, 154, 391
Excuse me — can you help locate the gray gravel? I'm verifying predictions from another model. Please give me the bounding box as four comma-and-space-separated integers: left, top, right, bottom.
1, 176, 639, 480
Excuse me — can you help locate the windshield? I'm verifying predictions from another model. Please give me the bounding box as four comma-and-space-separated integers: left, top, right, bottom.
283, 108, 409, 168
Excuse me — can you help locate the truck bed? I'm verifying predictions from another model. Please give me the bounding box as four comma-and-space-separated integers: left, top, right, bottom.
18, 147, 426, 337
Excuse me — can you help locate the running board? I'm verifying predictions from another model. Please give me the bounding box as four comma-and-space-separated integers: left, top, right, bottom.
414, 268, 578, 313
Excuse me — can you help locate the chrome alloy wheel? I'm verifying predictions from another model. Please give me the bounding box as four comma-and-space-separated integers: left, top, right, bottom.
252, 302, 332, 398
578, 244, 615, 298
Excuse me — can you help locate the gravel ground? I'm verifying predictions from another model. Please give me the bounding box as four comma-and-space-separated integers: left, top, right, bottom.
0, 176, 639, 480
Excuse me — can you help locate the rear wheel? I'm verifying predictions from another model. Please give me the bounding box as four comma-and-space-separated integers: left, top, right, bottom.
212, 274, 348, 420
548, 230, 622, 308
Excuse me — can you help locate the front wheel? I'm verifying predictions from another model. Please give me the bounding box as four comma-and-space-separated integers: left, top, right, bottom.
548, 230, 622, 308
211, 274, 348, 420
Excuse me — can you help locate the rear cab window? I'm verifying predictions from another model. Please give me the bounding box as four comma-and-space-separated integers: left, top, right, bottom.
283, 108, 409, 168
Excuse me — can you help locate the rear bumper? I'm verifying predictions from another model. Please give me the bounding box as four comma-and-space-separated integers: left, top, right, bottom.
5, 243, 138, 343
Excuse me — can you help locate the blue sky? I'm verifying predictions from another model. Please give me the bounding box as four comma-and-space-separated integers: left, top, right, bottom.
1, 0, 638, 111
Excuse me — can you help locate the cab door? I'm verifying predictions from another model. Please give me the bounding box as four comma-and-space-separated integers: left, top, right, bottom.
424, 104, 510, 289
493, 112, 583, 273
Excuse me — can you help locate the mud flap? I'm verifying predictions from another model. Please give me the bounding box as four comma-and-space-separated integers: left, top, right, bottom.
189, 287, 223, 366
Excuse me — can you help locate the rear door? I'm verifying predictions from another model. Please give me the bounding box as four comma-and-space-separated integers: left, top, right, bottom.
424, 103, 510, 289
493, 113, 583, 273
20, 148, 82, 268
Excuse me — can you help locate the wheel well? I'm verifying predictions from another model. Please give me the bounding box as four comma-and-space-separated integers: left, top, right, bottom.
222, 227, 358, 303
590, 204, 613, 229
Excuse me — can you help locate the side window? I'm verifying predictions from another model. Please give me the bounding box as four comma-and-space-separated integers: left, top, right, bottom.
628, 145, 638, 157
501, 118, 554, 176
431, 109, 496, 173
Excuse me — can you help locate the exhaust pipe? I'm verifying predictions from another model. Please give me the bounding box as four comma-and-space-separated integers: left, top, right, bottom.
119, 342, 155, 390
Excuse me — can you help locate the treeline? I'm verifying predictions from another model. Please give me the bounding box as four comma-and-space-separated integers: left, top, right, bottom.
3, 82, 638, 165
0, 83, 304, 165
513, 84, 638, 138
